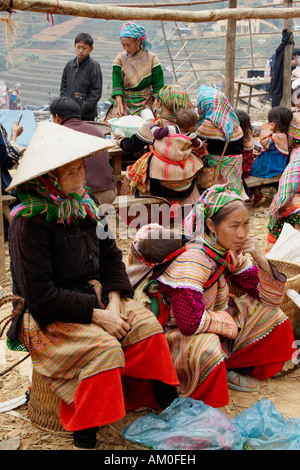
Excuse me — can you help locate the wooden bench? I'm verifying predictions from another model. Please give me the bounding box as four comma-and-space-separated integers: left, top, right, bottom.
244, 175, 281, 188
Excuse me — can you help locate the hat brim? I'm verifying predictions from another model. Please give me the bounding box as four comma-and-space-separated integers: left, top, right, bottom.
7, 121, 114, 192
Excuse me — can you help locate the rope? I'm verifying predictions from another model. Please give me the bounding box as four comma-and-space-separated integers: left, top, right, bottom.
0, 294, 29, 378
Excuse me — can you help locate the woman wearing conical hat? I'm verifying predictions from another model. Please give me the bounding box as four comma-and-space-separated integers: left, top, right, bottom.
6, 122, 179, 449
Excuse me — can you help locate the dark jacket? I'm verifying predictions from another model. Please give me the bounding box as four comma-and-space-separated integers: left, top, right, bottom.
7, 210, 133, 339
271, 29, 294, 108
62, 117, 115, 192
60, 55, 103, 120
0, 124, 19, 196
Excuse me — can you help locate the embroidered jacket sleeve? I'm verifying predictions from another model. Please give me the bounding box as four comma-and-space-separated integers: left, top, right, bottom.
158, 282, 206, 336
230, 252, 287, 307
259, 123, 275, 150
157, 247, 213, 336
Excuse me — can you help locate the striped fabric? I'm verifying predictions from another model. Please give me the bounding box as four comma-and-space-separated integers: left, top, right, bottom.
127, 231, 289, 398
196, 116, 243, 194
122, 87, 153, 115
158, 84, 193, 115
189, 183, 243, 225
197, 85, 240, 141
268, 145, 300, 231
259, 123, 290, 155
11, 172, 100, 226
243, 133, 254, 151
156, 248, 287, 396
197, 119, 243, 142
288, 110, 300, 140
120, 22, 152, 51
19, 298, 163, 405
113, 50, 160, 92
208, 153, 243, 194
148, 142, 204, 182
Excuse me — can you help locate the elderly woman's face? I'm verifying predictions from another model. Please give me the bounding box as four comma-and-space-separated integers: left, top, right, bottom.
56, 158, 85, 197
120, 37, 141, 56
207, 202, 250, 252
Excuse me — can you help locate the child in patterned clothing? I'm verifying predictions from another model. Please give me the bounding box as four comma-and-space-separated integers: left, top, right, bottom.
235, 109, 255, 179
151, 108, 207, 158
250, 106, 293, 206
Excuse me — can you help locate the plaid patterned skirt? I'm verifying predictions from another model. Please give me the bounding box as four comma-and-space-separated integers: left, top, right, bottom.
18, 298, 164, 405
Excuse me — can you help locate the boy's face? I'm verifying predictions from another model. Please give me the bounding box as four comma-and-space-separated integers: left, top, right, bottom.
74, 41, 93, 62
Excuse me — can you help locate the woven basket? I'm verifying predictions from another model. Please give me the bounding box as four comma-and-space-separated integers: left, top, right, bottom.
197, 166, 217, 189
28, 369, 69, 434
228, 258, 300, 331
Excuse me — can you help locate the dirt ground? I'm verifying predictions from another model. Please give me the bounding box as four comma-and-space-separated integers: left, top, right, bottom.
0, 101, 300, 451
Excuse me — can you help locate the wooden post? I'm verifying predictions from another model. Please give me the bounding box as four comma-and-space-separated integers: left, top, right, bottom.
281, 0, 293, 108
225, 0, 237, 104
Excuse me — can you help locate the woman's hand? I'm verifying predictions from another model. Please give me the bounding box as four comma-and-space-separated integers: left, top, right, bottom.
240, 236, 272, 276
11, 123, 23, 141
114, 95, 124, 118
114, 129, 126, 139
92, 290, 131, 339
92, 307, 131, 340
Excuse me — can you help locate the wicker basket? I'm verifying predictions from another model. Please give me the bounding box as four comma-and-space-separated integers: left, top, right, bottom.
228, 258, 300, 331
28, 369, 69, 434
197, 166, 217, 189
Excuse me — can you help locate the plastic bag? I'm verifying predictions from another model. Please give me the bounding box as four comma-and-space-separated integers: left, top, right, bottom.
122, 397, 244, 450
231, 399, 300, 450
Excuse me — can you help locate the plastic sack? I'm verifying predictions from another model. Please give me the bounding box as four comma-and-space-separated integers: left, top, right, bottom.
122, 397, 244, 450
231, 399, 300, 450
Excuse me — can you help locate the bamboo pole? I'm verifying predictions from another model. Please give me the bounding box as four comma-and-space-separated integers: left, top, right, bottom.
2, 1, 300, 23
225, 0, 237, 103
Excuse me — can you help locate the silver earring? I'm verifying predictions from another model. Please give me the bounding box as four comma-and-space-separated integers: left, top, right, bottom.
211, 231, 217, 245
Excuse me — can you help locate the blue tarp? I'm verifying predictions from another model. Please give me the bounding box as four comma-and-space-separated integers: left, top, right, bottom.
0, 109, 37, 147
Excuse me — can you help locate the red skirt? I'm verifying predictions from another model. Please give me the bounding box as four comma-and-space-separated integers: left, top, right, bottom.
60, 333, 179, 431
190, 318, 295, 408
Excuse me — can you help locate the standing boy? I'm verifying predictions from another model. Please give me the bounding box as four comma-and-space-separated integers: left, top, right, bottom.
60, 33, 103, 121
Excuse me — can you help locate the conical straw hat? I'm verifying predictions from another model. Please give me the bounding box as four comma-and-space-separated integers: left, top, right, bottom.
7, 121, 114, 192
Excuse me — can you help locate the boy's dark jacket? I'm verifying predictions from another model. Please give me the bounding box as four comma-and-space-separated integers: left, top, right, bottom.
60, 55, 103, 120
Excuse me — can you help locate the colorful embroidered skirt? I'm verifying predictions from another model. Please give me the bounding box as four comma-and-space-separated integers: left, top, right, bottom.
18, 298, 179, 429
158, 293, 293, 407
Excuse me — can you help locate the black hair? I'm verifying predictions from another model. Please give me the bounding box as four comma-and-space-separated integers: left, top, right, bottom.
235, 109, 252, 139
50, 96, 81, 121
75, 32, 93, 47
209, 200, 247, 228
139, 231, 183, 263
267, 106, 293, 133
175, 109, 198, 131
293, 47, 300, 57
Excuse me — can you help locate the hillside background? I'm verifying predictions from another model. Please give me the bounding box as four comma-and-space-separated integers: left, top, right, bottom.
0, 0, 297, 108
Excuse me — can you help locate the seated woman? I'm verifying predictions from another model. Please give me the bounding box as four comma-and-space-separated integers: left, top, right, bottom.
127, 184, 295, 408
267, 110, 300, 252
107, 21, 164, 119
5, 122, 179, 450
116, 84, 204, 208
196, 85, 244, 195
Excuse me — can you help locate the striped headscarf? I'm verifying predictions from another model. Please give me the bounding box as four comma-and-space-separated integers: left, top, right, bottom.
11, 171, 100, 225
158, 84, 193, 117
268, 147, 300, 230
184, 184, 243, 238
120, 22, 151, 51
197, 85, 240, 141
